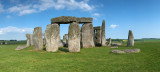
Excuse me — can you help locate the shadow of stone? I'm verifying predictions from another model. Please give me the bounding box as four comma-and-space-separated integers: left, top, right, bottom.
59, 48, 69, 52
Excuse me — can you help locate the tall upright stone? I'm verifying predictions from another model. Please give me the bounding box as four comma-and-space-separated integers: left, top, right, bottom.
81, 23, 95, 48
108, 38, 112, 46
26, 34, 30, 47
94, 26, 102, 46
63, 34, 68, 45
33, 27, 43, 50
127, 30, 134, 46
43, 33, 46, 46
45, 24, 59, 52
29, 34, 34, 46
101, 20, 106, 46
68, 22, 80, 52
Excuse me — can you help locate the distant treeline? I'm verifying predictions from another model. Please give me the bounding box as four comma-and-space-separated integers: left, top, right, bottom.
0, 40, 26, 45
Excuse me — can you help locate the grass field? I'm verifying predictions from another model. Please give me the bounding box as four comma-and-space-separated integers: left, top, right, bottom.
0, 41, 160, 72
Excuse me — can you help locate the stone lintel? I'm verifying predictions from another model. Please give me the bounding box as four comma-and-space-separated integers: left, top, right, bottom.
51, 16, 93, 24
94, 26, 102, 30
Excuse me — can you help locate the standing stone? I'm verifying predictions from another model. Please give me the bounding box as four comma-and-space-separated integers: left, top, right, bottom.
43, 33, 46, 46
63, 34, 68, 45
68, 22, 80, 52
127, 30, 134, 46
33, 27, 43, 50
108, 38, 112, 46
26, 34, 30, 47
29, 34, 34, 46
81, 23, 95, 48
94, 27, 102, 46
45, 24, 59, 52
101, 20, 106, 46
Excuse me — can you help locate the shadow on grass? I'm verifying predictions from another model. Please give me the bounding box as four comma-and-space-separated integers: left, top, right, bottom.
59, 48, 69, 52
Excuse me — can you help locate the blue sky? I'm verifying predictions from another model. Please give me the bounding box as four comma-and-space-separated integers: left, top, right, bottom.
0, 0, 160, 40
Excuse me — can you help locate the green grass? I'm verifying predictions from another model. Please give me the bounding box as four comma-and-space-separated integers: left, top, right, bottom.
0, 41, 160, 72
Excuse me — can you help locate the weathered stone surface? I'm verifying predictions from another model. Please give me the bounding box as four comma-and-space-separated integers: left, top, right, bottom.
63, 34, 68, 46
26, 34, 30, 47
94, 26, 102, 46
45, 24, 59, 52
127, 30, 134, 46
15, 46, 26, 50
107, 38, 111, 46
124, 49, 140, 53
101, 20, 106, 46
110, 46, 118, 48
111, 50, 125, 54
42, 33, 46, 46
26, 34, 34, 47
58, 35, 64, 47
30, 34, 34, 46
33, 27, 43, 50
51, 16, 93, 24
81, 23, 95, 48
68, 22, 80, 52
112, 43, 122, 46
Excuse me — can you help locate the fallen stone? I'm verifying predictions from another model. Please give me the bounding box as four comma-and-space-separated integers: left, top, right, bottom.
111, 50, 125, 54
124, 49, 140, 53
110, 46, 118, 48
112, 43, 122, 46
15, 46, 27, 50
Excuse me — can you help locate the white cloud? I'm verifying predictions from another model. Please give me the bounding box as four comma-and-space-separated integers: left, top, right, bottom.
7, 4, 37, 16
0, 26, 33, 35
110, 24, 119, 29
6, 0, 95, 16
0, 3, 4, 12
93, 13, 100, 17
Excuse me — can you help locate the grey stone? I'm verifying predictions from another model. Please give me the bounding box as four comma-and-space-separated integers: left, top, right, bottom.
124, 49, 140, 53
51, 16, 93, 24
81, 23, 95, 48
127, 30, 134, 46
33, 27, 43, 50
94, 26, 102, 46
68, 22, 81, 52
63, 34, 68, 46
101, 20, 106, 46
30, 34, 34, 46
45, 24, 59, 52
110, 46, 118, 48
26, 34, 30, 47
15, 46, 27, 50
112, 43, 122, 46
111, 50, 125, 54
107, 38, 111, 46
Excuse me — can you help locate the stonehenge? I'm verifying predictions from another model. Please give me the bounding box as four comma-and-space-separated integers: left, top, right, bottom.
45, 24, 59, 52
81, 23, 95, 48
127, 30, 134, 46
25, 16, 107, 52
68, 22, 81, 52
107, 38, 111, 46
101, 20, 106, 46
63, 34, 68, 46
33, 27, 43, 50
26, 34, 30, 47
26, 34, 33, 47
94, 26, 102, 46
